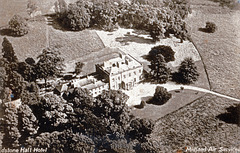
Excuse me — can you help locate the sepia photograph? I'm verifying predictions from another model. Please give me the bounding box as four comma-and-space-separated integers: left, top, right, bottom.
0, 0, 240, 152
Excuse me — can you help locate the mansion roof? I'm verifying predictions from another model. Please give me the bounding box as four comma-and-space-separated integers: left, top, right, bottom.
99, 53, 142, 75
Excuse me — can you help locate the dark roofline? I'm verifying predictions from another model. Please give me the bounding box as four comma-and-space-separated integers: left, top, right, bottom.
127, 54, 143, 66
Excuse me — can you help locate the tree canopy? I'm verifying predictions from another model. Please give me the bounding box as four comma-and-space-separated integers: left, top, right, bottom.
57, 0, 191, 41
35, 48, 64, 87
150, 86, 172, 105
58, 0, 91, 31
2, 37, 18, 63
8, 15, 28, 36
148, 45, 175, 63
173, 57, 199, 84
149, 54, 171, 83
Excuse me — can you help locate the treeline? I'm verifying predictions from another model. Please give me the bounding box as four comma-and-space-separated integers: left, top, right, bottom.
57, 0, 191, 41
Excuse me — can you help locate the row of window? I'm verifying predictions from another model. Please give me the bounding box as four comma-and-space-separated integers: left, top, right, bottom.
112, 69, 142, 82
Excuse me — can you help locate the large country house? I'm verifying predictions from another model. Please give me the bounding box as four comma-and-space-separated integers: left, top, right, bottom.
54, 50, 143, 97
96, 53, 143, 91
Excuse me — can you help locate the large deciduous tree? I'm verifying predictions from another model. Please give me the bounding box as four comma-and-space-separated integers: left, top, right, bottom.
58, 1, 91, 31
128, 118, 155, 142
95, 90, 130, 129
148, 21, 166, 42
36, 48, 64, 88
91, 2, 118, 31
148, 45, 175, 63
17, 61, 37, 82
20, 82, 40, 106
8, 15, 28, 36
37, 94, 73, 131
18, 104, 39, 144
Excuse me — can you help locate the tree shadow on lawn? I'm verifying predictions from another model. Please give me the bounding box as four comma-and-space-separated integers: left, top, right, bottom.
134, 96, 152, 109
115, 33, 155, 45
44, 14, 71, 32
217, 105, 240, 126
0, 28, 23, 37
198, 27, 212, 33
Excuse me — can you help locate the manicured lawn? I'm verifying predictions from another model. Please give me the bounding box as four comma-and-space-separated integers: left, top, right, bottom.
131, 89, 206, 121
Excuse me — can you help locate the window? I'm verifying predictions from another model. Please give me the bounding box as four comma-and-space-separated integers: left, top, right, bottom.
112, 78, 115, 82
134, 71, 136, 75
139, 69, 141, 73
134, 78, 136, 82
124, 75, 126, 78
129, 73, 131, 77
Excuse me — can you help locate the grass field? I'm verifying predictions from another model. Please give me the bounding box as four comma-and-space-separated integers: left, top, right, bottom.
152, 94, 240, 152
151, 1, 240, 151
0, 0, 29, 27
186, 0, 240, 98
49, 26, 105, 62
0, 20, 47, 61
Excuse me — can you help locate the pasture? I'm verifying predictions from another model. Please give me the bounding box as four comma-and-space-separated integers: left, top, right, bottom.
186, 0, 240, 98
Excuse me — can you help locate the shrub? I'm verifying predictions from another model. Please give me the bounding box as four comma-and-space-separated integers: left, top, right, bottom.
205, 22, 217, 33
150, 86, 172, 105
8, 15, 28, 36
75, 62, 84, 75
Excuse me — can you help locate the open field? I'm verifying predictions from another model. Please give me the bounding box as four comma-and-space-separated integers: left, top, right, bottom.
152, 94, 240, 152
0, 21, 105, 64
0, 0, 78, 26
186, 0, 240, 98
49, 26, 105, 63
151, 1, 240, 151
0, 21, 47, 61
0, 0, 29, 27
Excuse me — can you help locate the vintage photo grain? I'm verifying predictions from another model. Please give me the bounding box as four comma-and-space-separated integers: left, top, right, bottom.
0, 0, 240, 152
